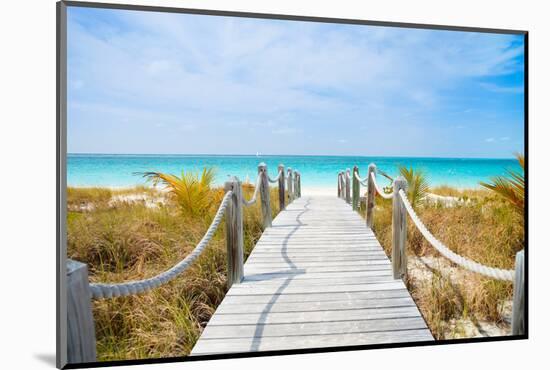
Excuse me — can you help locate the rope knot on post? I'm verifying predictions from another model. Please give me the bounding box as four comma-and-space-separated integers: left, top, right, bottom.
392, 176, 408, 280
366, 164, 377, 227
287, 168, 294, 203
352, 166, 360, 210
224, 177, 244, 288
257, 162, 272, 228
277, 164, 285, 210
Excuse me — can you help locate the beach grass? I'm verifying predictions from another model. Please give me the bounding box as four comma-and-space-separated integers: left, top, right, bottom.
68, 177, 524, 358
67, 184, 281, 360
365, 187, 524, 338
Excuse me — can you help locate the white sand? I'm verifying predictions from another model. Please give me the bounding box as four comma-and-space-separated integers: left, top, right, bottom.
301, 187, 336, 197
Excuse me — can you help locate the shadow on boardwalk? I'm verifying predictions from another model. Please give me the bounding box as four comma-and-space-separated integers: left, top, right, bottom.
249, 198, 311, 351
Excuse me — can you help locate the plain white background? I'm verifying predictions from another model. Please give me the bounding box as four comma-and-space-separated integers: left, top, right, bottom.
0, 0, 547, 368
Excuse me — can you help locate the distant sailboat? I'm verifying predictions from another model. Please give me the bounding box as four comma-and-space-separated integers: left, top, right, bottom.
256, 151, 261, 157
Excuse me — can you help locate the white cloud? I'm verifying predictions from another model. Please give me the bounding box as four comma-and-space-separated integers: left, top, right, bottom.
480, 82, 524, 94
68, 11, 524, 118
147, 60, 175, 75
485, 137, 510, 143
272, 126, 301, 135
179, 123, 196, 131
66, 9, 524, 156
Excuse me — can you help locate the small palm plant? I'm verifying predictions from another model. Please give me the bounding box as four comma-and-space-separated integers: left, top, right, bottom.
140, 168, 218, 219
399, 166, 430, 208
480, 153, 524, 215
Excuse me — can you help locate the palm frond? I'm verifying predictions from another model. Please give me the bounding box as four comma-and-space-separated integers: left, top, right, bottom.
398, 166, 430, 208
479, 153, 524, 215
139, 168, 217, 219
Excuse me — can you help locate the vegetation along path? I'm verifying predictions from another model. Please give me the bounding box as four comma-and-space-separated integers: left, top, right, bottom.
65, 163, 524, 363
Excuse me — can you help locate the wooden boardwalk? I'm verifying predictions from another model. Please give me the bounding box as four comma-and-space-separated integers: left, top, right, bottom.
191, 195, 433, 355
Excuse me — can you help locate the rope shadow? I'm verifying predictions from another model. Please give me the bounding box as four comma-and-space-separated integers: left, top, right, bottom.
249, 197, 311, 351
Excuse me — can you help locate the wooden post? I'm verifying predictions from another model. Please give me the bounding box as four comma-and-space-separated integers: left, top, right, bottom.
352, 166, 359, 211
295, 171, 302, 198
224, 177, 244, 288
67, 259, 96, 364
287, 168, 293, 203
278, 164, 285, 210
337, 173, 341, 197
339, 172, 345, 199
258, 162, 272, 228
366, 164, 376, 228
345, 168, 351, 204
392, 177, 408, 280
293, 170, 298, 200
342, 172, 346, 200
512, 249, 525, 335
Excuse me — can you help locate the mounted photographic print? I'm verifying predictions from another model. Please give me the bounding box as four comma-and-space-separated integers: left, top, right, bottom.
57, 1, 527, 368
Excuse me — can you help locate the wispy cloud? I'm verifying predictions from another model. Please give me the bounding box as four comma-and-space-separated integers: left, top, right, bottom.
485, 136, 511, 143
66, 7, 525, 157
179, 123, 196, 131
272, 126, 301, 135
480, 82, 524, 94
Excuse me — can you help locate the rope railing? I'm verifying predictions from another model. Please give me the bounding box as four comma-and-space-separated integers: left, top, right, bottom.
66, 162, 301, 362
338, 162, 525, 336
88, 164, 298, 298
242, 174, 262, 206
268, 170, 283, 183
398, 189, 514, 281
354, 171, 369, 186
370, 171, 393, 199
377, 168, 394, 182
89, 190, 233, 299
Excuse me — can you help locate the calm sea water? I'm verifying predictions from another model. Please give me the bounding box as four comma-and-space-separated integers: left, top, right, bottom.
67, 154, 520, 189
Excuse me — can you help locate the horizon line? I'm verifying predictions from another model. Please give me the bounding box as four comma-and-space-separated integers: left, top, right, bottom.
67, 152, 518, 160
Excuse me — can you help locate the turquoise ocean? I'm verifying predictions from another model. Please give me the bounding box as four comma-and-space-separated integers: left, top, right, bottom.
67, 154, 521, 189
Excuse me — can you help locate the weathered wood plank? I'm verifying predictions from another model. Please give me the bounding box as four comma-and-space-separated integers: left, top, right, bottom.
278, 164, 285, 210
258, 162, 272, 228
225, 177, 244, 288
207, 305, 423, 326
242, 269, 393, 281
192, 329, 433, 355
192, 195, 433, 355
219, 289, 413, 305
213, 296, 416, 314
392, 177, 408, 280
67, 259, 96, 363
201, 317, 426, 339
512, 249, 525, 335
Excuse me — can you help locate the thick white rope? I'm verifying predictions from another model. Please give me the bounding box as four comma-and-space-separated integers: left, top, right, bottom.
398, 189, 514, 281
370, 172, 393, 199
354, 171, 369, 186
377, 168, 394, 182
242, 174, 262, 206
89, 190, 233, 299
268, 170, 283, 183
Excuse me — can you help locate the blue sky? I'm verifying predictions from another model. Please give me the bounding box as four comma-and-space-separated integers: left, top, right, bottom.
67, 7, 525, 158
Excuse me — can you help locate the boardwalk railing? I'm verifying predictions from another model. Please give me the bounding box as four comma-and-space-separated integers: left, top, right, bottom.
338, 163, 525, 336
65, 163, 301, 364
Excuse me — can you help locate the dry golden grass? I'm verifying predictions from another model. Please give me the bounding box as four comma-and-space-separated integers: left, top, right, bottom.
367, 189, 524, 338
67, 185, 281, 360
